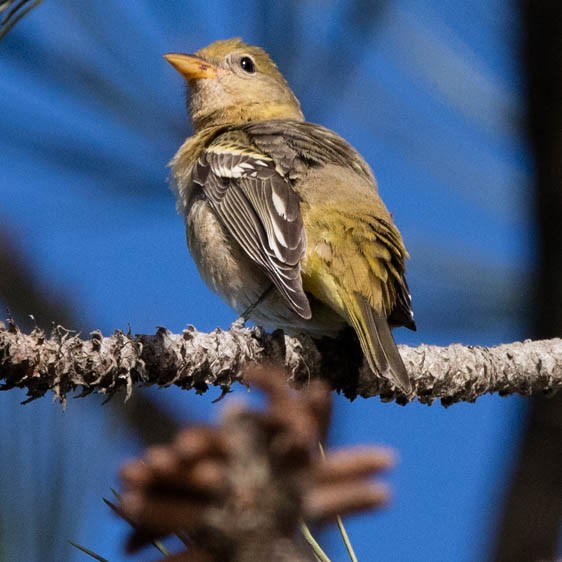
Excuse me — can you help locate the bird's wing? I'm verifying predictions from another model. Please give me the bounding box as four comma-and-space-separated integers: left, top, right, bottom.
245, 119, 415, 330
243, 119, 376, 182
369, 216, 416, 331
244, 120, 415, 391
192, 129, 311, 319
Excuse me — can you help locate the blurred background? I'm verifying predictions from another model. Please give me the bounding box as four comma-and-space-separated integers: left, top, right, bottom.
1, 1, 560, 560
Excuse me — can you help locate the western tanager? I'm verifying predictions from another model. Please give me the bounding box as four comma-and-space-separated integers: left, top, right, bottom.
165, 38, 415, 392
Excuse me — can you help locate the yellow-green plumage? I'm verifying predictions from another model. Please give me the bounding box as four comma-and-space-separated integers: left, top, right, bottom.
166, 38, 415, 392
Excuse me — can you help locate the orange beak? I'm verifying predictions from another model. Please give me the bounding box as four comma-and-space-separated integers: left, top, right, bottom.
163, 53, 218, 80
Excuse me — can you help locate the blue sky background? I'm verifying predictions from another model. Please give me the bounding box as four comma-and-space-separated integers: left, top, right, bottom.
0, 1, 533, 560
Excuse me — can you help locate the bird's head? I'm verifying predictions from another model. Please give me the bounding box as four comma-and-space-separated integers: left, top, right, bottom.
164, 38, 304, 131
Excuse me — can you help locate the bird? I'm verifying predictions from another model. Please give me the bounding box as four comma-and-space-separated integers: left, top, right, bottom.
164, 38, 415, 393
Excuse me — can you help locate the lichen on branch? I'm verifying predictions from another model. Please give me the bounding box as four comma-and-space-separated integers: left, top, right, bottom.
0, 319, 560, 405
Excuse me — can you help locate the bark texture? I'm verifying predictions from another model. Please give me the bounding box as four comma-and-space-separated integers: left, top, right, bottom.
1, 319, 560, 405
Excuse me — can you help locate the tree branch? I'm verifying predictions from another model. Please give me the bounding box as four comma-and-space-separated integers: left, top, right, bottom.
0, 319, 560, 406
0, 0, 43, 41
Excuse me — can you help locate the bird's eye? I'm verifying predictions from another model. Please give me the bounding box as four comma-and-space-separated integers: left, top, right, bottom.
240, 56, 256, 74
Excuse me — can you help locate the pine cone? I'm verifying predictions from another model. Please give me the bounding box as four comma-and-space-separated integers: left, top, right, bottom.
117, 368, 394, 561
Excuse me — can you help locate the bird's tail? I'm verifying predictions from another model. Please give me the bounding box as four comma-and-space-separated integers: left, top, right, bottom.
343, 293, 412, 393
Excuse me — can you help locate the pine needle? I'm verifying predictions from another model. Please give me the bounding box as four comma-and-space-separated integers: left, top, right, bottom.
68, 541, 109, 562
102, 496, 170, 556
299, 520, 331, 562
0, 0, 43, 41
318, 442, 358, 562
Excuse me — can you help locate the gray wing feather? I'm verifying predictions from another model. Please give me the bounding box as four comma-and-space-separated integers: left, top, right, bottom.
193, 134, 311, 319
243, 120, 375, 182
